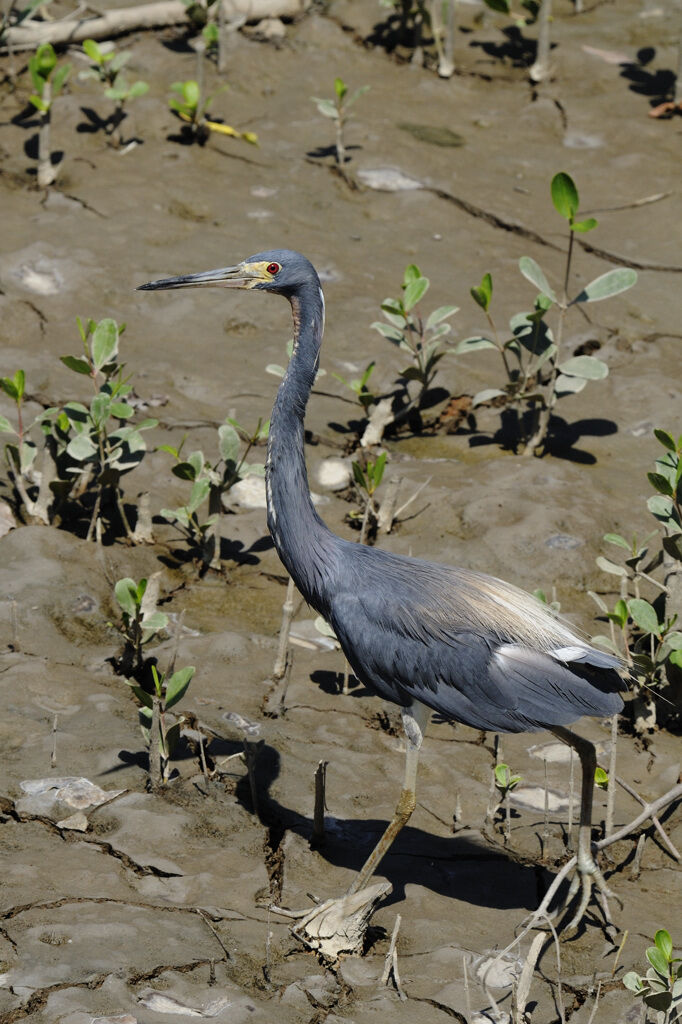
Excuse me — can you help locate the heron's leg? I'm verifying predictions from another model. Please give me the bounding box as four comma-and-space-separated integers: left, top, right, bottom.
549, 725, 616, 931
346, 701, 431, 896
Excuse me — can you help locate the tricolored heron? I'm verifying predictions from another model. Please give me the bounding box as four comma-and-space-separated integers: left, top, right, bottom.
139, 249, 626, 930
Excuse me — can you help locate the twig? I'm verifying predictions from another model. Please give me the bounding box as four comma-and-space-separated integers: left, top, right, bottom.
196, 907, 232, 961
311, 760, 328, 847
514, 933, 544, 1021
273, 577, 295, 680
463, 954, 472, 1022
50, 714, 58, 769
630, 833, 646, 880
381, 914, 406, 1000
149, 695, 162, 791
586, 981, 602, 1024
392, 476, 432, 523
615, 775, 681, 861
611, 929, 629, 978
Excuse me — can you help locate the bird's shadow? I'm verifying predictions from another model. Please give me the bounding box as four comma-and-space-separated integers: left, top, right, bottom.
225, 727, 542, 912
109, 711, 549, 914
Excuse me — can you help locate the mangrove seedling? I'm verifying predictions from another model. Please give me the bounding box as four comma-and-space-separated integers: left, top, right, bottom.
332, 362, 378, 417
623, 929, 682, 1022
128, 663, 195, 786
114, 576, 169, 676
372, 263, 459, 434
494, 761, 521, 841
591, 429, 682, 731
350, 451, 387, 545
0, 369, 63, 524
169, 79, 257, 146
79, 39, 149, 147
311, 77, 369, 169
59, 317, 158, 540
28, 42, 71, 187
160, 417, 268, 569
457, 172, 637, 455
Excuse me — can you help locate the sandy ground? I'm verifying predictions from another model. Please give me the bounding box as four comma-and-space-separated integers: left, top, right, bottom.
1, 1, 681, 1022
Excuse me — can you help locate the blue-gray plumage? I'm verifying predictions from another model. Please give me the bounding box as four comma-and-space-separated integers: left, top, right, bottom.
139, 248, 626, 931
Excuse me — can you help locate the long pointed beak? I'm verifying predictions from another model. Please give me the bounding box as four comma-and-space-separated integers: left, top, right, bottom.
137, 263, 260, 292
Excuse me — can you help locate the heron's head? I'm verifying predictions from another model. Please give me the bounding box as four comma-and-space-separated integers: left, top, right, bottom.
137, 249, 320, 297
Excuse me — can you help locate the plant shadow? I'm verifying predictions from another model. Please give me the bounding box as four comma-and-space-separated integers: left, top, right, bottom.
620, 47, 677, 109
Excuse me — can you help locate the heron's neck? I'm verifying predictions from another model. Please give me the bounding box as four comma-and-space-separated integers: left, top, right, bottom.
266, 282, 337, 610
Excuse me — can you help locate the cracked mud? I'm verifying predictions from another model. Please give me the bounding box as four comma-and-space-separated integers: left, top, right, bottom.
1, 1, 681, 1022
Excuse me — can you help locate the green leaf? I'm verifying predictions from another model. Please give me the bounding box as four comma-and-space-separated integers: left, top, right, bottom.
646, 946, 669, 977
28, 94, 48, 112
591, 635, 621, 655
82, 38, 102, 61
346, 84, 370, 109
596, 556, 627, 577
0, 414, 13, 434
655, 930, 673, 962
110, 401, 133, 418
603, 532, 629, 549
573, 268, 637, 304
470, 271, 493, 312
352, 461, 367, 489
127, 80, 149, 98
455, 336, 497, 354
183, 79, 201, 107
551, 172, 579, 221
662, 534, 682, 561
403, 264, 421, 286
654, 428, 676, 453
403, 276, 429, 312
91, 318, 119, 369
594, 766, 609, 790
312, 97, 337, 119
426, 305, 459, 329
622, 971, 645, 993
126, 681, 153, 709
66, 434, 97, 460
518, 257, 557, 303
648, 471, 674, 496
571, 217, 598, 233
557, 355, 609, 380
648, 495, 675, 521
115, 577, 139, 617
670, 650, 682, 669
371, 321, 405, 344
334, 77, 347, 100
52, 62, 71, 96
141, 610, 168, 634
61, 354, 91, 375
554, 374, 587, 395
165, 666, 195, 709
629, 598, 660, 636
472, 388, 506, 407
187, 477, 210, 513
218, 423, 240, 464
90, 393, 110, 427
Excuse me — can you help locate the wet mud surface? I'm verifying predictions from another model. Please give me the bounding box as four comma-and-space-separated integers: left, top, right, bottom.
1, 1, 681, 1022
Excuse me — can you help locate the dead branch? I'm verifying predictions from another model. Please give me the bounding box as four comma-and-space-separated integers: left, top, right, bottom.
1, 0, 311, 52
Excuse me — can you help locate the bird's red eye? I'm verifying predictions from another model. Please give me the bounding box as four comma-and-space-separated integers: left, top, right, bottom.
267, 262, 281, 275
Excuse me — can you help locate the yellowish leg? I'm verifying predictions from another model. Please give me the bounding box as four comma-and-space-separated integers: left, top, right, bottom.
549, 725, 616, 931
346, 701, 431, 896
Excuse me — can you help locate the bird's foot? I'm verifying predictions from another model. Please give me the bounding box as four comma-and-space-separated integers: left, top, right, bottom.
559, 854, 622, 938
271, 881, 392, 961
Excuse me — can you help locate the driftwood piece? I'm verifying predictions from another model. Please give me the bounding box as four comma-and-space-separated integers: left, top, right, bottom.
1, 0, 311, 52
